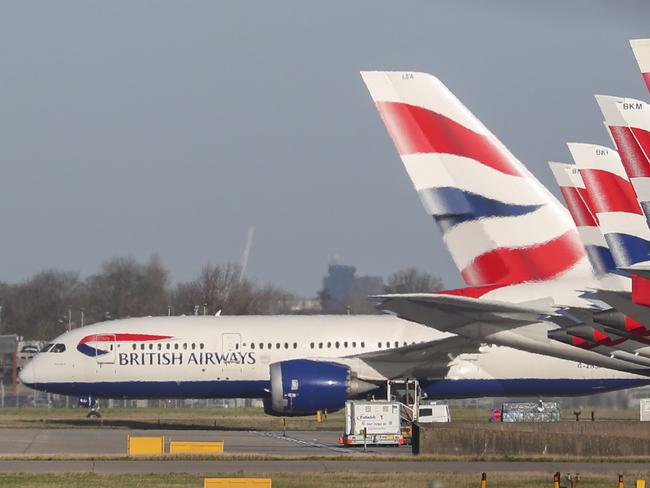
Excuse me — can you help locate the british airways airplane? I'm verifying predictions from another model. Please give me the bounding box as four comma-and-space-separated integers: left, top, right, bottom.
19, 314, 650, 416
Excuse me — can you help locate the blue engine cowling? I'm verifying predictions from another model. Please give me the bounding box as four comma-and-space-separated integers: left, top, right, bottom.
268, 359, 354, 416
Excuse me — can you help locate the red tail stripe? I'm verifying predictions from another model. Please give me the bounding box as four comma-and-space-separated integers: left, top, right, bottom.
460, 229, 586, 286
559, 187, 597, 227
643, 73, 650, 94
632, 274, 650, 306
572, 336, 590, 348
609, 126, 650, 178
578, 169, 642, 215
436, 283, 504, 298
626, 316, 646, 333
374, 101, 523, 177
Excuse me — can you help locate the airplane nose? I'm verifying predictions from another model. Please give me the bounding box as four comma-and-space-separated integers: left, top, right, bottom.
19, 361, 35, 386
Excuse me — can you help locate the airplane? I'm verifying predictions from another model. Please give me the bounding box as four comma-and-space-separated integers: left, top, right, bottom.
548, 161, 616, 276
360, 70, 650, 374
19, 314, 650, 416
631, 39, 650, 93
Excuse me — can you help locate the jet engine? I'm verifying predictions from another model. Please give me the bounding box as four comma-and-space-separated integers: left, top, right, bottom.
266, 359, 377, 416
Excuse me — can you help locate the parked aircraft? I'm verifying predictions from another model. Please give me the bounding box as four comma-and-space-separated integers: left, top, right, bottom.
360, 70, 650, 373
19, 314, 650, 415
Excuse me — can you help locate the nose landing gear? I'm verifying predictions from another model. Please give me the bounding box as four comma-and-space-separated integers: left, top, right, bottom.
78, 395, 101, 418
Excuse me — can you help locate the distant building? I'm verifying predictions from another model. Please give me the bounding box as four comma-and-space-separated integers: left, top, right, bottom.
320, 264, 383, 314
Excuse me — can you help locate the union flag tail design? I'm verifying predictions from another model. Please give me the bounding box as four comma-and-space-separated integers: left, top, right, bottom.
567, 142, 650, 268
361, 71, 590, 286
595, 95, 650, 221
549, 162, 615, 275
630, 39, 650, 93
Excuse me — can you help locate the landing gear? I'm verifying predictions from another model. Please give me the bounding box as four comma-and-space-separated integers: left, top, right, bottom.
78, 395, 101, 418
86, 407, 101, 418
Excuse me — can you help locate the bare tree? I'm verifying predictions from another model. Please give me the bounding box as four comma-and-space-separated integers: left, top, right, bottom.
383, 268, 443, 294
171, 263, 295, 316
2, 270, 81, 339
83, 255, 169, 322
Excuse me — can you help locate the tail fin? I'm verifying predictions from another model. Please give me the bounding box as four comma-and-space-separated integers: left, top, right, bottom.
567, 142, 650, 268
630, 39, 650, 93
549, 162, 616, 275
595, 94, 650, 219
361, 71, 590, 286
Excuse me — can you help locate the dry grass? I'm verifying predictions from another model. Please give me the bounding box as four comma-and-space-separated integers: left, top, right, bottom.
1, 472, 648, 488
0, 407, 345, 431
0, 407, 638, 431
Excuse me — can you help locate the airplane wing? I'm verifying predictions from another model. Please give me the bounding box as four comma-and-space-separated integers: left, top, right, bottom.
374, 293, 555, 333
592, 289, 650, 326
351, 334, 483, 380
374, 293, 650, 375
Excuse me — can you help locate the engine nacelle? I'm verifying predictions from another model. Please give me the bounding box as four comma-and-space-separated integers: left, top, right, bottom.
268, 359, 376, 416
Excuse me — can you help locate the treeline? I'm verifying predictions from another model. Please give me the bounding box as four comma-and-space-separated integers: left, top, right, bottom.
0, 256, 294, 340
0, 257, 444, 340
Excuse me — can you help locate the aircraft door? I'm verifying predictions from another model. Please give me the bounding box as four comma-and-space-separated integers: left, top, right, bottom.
222, 333, 241, 355
94, 334, 116, 364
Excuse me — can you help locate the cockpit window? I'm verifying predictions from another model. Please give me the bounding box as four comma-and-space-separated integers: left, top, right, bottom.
40, 343, 54, 353
50, 344, 66, 353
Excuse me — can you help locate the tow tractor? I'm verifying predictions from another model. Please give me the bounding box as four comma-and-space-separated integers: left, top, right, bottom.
338, 379, 450, 447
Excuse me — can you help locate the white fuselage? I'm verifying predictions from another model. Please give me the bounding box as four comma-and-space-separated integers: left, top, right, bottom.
19, 314, 650, 400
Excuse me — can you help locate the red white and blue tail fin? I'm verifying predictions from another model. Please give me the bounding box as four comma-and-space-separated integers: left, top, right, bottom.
549, 162, 616, 275
361, 71, 590, 286
567, 143, 650, 268
630, 39, 650, 93
595, 95, 650, 221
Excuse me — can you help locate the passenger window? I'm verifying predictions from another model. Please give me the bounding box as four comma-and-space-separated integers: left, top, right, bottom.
395, 341, 399, 348
344, 341, 348, 348
318, 342, 323, 349
259, 343, 264, 350
166, 343, 171, 350
236, 343, 239, 350
327, 342, 332, 348
352, 341, 357, 347
251, 343, 255, 350
284, 343, 288, 349
293, 342, 297, 349
183, 343, 188, 350
174, 343, 179, 350
377, 342, 382, 348
335, 341, 340, 349
310, 342, 314, 349
361, 341, 365, 348
40, 344, 54, 353
276, 343, 280, 349
141, 344, 145, 350
385, 342, 390, 348
132, 344, 136, 351
268, 343, 272, 349
157, 343, 162, 350
191, 343, 196, 350
149, 343, 154, 350
200, 343, 205, 350
50, 344, 66, 353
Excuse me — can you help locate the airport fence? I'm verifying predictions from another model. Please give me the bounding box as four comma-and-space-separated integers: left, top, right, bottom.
0, 383, 265, 410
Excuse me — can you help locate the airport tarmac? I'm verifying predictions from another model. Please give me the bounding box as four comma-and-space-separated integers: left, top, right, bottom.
0, 428, 649, 476
0, 428, 404, 456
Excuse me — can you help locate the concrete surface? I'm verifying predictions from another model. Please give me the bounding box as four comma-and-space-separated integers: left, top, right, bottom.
0, 428, 403, 456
